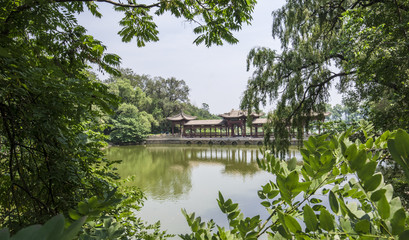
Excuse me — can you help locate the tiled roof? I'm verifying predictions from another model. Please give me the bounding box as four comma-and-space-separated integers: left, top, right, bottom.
184, 120, 225, 126
219, 109, 264, 119
167, 112, 197, 121
252, 118, 268, 125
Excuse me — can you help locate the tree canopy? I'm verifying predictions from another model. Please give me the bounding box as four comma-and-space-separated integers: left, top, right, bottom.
104, 68, 218, 140
241, 0, 409, 138
0, 0, 257, 234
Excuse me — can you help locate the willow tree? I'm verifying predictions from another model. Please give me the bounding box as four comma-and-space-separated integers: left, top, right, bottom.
0, 0, 257, 233
241, 0, 409, 148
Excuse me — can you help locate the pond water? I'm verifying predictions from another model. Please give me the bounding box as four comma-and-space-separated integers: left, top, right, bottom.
104, 144, 300, 237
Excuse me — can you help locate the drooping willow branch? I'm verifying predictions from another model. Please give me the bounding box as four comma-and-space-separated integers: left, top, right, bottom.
287, 70, 357, 121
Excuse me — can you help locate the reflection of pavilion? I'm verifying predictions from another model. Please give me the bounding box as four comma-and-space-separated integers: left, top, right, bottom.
167, 109, 267, 138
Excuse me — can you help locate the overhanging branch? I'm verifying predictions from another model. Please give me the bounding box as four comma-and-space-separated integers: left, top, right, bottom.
288, 70, 357, 120
54, 0, 162, 9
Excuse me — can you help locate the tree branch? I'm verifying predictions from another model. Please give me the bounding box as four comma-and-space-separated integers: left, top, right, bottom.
288, 71, 357, 120
54, 0, 162, 9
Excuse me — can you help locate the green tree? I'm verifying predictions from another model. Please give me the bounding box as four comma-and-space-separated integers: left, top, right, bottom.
0, 0, 257, 233
241, 0, 409, 142
144, 76, 191, 132
104, 76, 157, 143
183, 102, 219, 120
109, 103, 156, 144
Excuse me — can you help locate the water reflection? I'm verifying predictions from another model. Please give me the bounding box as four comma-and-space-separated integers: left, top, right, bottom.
105, 145, 300, 200
105, 145, 301, 237
105, 145, 192, 200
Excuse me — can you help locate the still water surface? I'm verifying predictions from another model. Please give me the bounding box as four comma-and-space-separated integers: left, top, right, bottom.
105, 144, 300, 236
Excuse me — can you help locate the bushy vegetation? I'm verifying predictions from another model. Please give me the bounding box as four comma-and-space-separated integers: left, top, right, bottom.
103, 68, 218, 144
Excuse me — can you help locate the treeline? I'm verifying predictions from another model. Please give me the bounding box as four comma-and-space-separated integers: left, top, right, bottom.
100, 68, 217, 144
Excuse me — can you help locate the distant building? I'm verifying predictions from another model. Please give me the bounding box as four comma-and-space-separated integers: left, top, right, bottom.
167, 109, 331, 138
167, 109, 267, 138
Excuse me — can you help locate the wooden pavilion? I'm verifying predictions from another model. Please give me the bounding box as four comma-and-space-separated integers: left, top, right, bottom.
166, 112, 197, 135
167, 109, 267, 138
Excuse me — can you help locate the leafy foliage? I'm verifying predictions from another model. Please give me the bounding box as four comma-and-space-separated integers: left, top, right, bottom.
103, 75, 157, 144
0, 214, 86, 240
105, 68, 218, 135
0, 0, 256, 234
241, 0, 409, 140
182, 128, 409, 239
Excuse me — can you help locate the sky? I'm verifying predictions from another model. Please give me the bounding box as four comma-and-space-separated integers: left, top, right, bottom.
77, 0, 341, 114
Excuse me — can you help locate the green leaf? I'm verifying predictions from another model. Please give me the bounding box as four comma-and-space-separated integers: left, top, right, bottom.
365, 138, 373, 149
332, 166, 340, 176
288, 157, 297, 171
349, 149, 366, 171
267, 190, 280, 199
340, 141, 347, 155
399, 230, 409, 239
11, 225, 41, 240
286, 171, 299, 191
354, 219, 370, 234
303, 205, 318, 231
226, 203, 239, 212
357, 161, 377, 181
34, 214, 65, 240
388, 129, 409, 182
340, 218, 354, 233
61, 216, 87, 240
277, 210, 291, 238
261, 201, 271, 207
77, 202, 89, 215
277, 175, 292, 205
228, 211, 240, 220
370, 189, 386, 202
310, 198, 322, 204
363, 173, 382, 191
277, 225, 291, 239
293, 182, 311, 195
283, 215, 301, 233
329, 191, 339, 214
319, 208, 334, 231
340, 162, 348, 174
377, 195, 390, 219
68, 209, 81, 221
391, 208, 406, 235
0, 228, 10, 240
344, 144, 357, 159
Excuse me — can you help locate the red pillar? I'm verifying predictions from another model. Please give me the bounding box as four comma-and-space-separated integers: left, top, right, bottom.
244, 120, 247, 137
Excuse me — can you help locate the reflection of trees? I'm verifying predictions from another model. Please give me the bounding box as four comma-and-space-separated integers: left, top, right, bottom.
105, 145, 301, 199
105, 146, 192, 200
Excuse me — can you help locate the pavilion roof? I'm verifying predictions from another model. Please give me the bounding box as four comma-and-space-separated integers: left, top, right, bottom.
252, 118, 268, 125
184, 119, 225, 126
166, 112, 197, 121
219, 109, 264, 119
301, 112, 331, 119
